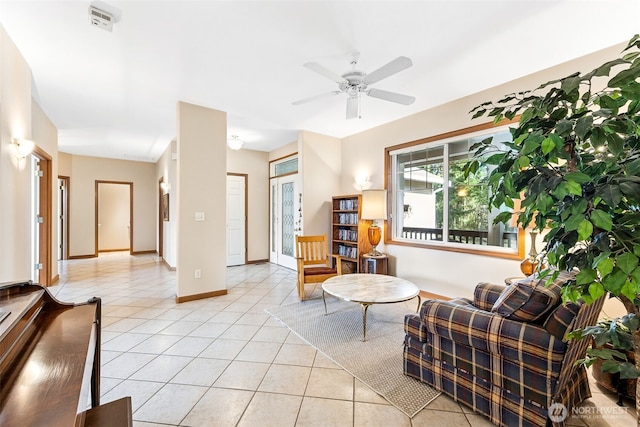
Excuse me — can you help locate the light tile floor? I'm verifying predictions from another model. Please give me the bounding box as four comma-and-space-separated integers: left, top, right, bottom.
50, 252, 636, 426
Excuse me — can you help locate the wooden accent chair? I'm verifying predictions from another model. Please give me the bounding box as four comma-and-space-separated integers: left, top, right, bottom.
295, 234, 342, 301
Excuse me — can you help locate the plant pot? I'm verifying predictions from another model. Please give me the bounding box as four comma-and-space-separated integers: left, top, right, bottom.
591, 343, 636, 400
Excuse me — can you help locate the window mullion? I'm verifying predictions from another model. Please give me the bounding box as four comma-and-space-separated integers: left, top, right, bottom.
442, 143, 449, 243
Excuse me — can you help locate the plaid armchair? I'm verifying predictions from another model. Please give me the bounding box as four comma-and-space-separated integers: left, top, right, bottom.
403, 272, 605, 427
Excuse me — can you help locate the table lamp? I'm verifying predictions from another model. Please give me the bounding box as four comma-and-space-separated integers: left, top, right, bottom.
361, 189, 387, 256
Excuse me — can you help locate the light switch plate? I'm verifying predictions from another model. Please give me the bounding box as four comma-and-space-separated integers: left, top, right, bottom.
195, 212, 205, 221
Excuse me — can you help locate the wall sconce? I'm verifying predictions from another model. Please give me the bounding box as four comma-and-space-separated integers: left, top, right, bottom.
353, 174, 372, 191
227, 135, 244, 150
12, 138, 35, 160
361, 189, 387, 256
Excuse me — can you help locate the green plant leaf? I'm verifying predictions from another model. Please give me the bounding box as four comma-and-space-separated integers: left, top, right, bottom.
563, 213, 585, 232
597, 257, 614, 277
589, 209, 613, 231
626, 158, 640, 176
618, 362, 640, 380
565, 180, 582, 196
577, 219, 593, 241
521, 136, 541, 155
619, 180, 640, 202
588, 282, 605, 300
621, 281, 637, 302
595, 184, 622, 207
603, 268, 627, 294
620, 314, 640, 333
517, 156, 530, 169
561, 75, 581, 93
575, 115, 594, 139
541, 137, 556, 155
555, 119, 573, 135
564, 172, 592, 183
570, 198, 588, 216
617, 252, 639, 274
609, 67, 640, 87
551, 182, 569, 201
576, 269, 597, 285
594, 58, 628, 76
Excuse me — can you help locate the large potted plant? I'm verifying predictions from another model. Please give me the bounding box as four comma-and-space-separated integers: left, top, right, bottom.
578, 316, 637, 404
463, 35, 640, 414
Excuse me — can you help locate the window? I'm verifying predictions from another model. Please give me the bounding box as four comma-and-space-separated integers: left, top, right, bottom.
385, 121, 523, 259
270, 155, 298, 177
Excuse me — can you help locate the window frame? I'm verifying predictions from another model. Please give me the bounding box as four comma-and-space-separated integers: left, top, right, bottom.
384, 119, 524, 260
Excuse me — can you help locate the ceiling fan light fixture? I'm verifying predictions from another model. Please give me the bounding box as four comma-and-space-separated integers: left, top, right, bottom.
293, 54, 415, 119
227, 135, 244, 150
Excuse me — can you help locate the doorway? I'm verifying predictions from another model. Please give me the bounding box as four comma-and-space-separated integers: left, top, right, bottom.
226, 174, 247, 266
269, 173, 300, 270
95, 181, 132, 255
31, 147, 52, 286
158, 177, 164, 259
57, 176, 69, 260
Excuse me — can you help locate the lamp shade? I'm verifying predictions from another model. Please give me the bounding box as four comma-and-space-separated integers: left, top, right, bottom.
361, 189, 387, 220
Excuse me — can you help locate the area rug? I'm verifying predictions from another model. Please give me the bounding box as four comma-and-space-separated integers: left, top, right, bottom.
265, 297, 440, 417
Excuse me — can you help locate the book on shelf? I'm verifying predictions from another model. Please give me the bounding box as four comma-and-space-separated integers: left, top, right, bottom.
338, 198, 358, 210
337, 213, 358, 225
337, 245, 357, 259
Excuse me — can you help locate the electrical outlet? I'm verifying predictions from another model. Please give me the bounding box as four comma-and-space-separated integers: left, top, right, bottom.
194, 269, 201, 279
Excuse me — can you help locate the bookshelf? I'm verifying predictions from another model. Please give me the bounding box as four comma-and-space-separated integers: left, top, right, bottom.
331, 194, 372, 274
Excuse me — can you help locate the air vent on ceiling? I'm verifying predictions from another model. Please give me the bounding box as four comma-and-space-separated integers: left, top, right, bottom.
89, 6, 113, 31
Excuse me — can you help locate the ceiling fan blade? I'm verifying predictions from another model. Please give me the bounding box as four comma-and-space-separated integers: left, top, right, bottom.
367, 88, 415, 105
346, 96, 359, 119
363, 56, 412, 85
292, 91, 341, 105
303, 62, 347, 84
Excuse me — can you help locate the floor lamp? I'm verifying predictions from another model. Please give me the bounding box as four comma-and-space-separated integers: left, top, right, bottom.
361, 189, 387, 256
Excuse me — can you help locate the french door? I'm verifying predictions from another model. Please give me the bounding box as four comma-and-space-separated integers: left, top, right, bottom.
269, 174, 300, 270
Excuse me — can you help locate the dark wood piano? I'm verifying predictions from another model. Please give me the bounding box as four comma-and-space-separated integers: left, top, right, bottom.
0, 281, 132, 427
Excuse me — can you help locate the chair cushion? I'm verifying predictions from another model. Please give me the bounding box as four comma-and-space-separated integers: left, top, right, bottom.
491, 271, 570, 322
543, 301, 581, 340
304, 267, 337, 276
473, 282, 507, 311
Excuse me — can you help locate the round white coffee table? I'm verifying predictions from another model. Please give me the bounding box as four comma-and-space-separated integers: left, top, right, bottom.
321, 274, 421, 341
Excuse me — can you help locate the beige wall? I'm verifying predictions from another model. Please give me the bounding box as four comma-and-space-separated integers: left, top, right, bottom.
176, 101, 227, 298
341, 42, 627, 298
268, 140, 297, 162
0, 25, 33, 282
227, 148, 270, 262
66, 155, 156, 256
0, 25, 58, 283
298, 130, 342, 237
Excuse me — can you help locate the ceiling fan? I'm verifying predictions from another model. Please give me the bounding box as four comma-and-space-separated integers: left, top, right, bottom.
293, 53, 416, 119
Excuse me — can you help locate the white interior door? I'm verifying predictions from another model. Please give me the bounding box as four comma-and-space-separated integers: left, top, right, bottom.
98, 183, 131, 251
269, 174, 300, 270
226, 174, 246, 266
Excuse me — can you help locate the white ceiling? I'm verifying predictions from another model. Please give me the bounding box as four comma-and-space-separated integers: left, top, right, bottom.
1, 1, 639, 162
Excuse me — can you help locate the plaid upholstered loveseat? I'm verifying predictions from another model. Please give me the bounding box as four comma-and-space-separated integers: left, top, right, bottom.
403, 271, 605, 427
